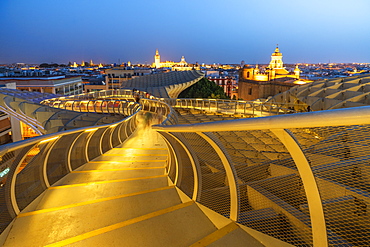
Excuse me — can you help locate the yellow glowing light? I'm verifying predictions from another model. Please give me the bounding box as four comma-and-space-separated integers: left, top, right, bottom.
109, 124, 118, 128
294, 80, 308, 85
84, 128, 98, 132
39, 136, 60, 144
254, 75, 268, 81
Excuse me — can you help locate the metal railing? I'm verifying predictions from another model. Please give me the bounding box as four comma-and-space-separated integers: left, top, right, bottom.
0, 95, 177, 234
162, 98, 308, 117
153, 106, 370, 247
41, 91, 178, 126
41, 98, 140, 116
43, 89, 307, 117
44, 89, 148, 101
0, 112, 138, 233
41, 98, 178, 126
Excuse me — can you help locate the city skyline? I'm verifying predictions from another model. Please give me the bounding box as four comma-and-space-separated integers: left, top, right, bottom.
1, 0, 370, 64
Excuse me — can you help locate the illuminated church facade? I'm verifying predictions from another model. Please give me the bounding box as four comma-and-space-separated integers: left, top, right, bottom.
153, 50, 194, 71
238, 46, 302, 101
241, 46, 300, 81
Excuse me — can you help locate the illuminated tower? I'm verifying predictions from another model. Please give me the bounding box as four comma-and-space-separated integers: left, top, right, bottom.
179, 56, 187, 66
294, 65, 301, 79
154, 49, 161, 68
254, 64, 259, 73
81, 61, 85, 67
90, 59, 94, 66
268, 45, 284, 69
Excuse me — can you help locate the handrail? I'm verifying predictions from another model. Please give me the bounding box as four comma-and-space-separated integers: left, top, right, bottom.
153, 105, 370, 132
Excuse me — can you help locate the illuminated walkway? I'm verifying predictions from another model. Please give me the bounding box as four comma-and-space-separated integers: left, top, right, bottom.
2, 87, 369, 246
2, 118, 282, 247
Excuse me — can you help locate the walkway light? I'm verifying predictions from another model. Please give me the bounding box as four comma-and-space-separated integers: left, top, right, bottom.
84, 128, 98, 132
39, 136, 60, 144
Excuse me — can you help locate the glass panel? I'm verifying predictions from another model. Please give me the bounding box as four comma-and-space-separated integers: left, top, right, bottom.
70, 132, 90, 170
87, 129, 105, 161
0, 150, 16, 233
101, 127, 112, 153
15, 144, 48, 211
46, 134, 80, 185
111, 123, 122, 147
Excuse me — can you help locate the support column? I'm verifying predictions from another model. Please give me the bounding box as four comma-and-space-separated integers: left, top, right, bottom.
10, 117, 22, 142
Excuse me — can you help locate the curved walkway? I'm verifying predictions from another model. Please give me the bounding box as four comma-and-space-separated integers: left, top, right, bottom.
121, 70, 204, 98
2, 116, 283, 246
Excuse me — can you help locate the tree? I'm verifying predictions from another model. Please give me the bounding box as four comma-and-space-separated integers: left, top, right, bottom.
39, 63, 49, 68
178, 77, 229, 99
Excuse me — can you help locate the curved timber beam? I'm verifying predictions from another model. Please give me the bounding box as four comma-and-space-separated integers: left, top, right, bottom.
271, 129, 327, 247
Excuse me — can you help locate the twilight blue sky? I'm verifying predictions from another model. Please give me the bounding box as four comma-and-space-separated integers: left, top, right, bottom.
0, 0, 369, 64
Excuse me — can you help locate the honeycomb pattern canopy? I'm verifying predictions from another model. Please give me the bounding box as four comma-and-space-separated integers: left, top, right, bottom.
267, 74, 370, 111
120, 70, 204, 98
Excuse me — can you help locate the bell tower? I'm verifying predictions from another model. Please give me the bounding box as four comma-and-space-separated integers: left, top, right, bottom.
268, 45, 284, 69
154, 49, 161, 68
294, 65, 301, 79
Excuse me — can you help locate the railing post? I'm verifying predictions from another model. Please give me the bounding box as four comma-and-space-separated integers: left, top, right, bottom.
271, 128, 328, 247
161, 132, 202, 201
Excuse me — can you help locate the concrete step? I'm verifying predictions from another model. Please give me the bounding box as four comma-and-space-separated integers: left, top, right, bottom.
4, 187, 183, 247
52, 168, 165, 186
191, 222, 266, 247
92, 154, 168, 162
54, 202, 218, 247
25, 176, 169, 210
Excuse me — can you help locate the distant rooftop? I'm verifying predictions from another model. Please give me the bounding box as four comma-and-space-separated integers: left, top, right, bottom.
0, 75, 67, 80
